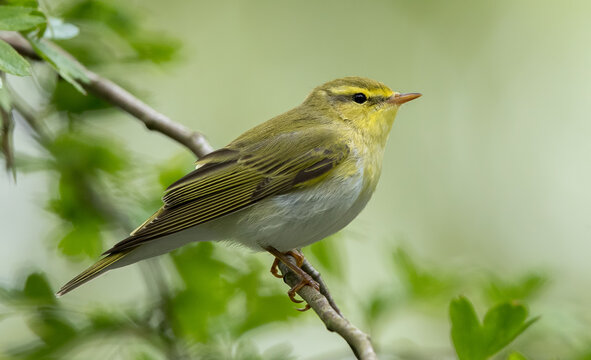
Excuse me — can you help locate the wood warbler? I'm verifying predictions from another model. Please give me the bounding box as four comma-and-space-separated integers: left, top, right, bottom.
57, 77, 421, 303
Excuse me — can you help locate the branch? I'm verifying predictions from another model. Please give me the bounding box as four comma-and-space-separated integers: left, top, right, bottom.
2, 31, 377, 359
278, 257, 377, 360
0, 32, 213, 158
83, 73, 213, 158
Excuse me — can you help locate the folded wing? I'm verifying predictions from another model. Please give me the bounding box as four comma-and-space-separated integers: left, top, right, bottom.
104, 129, 349, 254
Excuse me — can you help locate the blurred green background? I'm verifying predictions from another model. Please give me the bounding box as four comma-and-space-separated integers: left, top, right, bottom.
1, 0, 590, 359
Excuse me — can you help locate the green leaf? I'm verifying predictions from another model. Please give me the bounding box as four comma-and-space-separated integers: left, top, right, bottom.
393, 248, 455, 300
450, 296, 485, 360
27, 310, 77, 347
0, 38, 31, 76
58, 224, 103, 258
170, 243, 233, 340
450, 296, 538, 360
2, 0, 38, 7
128, 34, 180, 64
482, 302, 538, 355
0, 6, 45, 31
27, 37, 88, 93
23, 272, 56, 305
51, 79, 111, 113
484, 273, 547, 304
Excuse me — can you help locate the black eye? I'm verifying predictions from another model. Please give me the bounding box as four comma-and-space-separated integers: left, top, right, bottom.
353, 93, 367, 104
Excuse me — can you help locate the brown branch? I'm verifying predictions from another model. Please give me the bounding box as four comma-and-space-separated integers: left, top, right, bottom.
278, 256, 377, 360
83, 73, 213, 158
1, 31, 377, 359
0, 32, 213, 158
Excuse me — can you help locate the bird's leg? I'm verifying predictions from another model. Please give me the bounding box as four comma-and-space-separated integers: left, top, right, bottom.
266, 246, 319, 311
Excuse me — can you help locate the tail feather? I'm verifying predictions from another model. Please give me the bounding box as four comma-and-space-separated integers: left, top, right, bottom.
56, 250, 132, 296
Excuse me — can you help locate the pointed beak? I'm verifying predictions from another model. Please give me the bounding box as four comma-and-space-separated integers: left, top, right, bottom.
388, 92, 422, 106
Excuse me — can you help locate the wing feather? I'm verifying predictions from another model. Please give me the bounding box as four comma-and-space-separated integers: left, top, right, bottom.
104, 129, 349, 255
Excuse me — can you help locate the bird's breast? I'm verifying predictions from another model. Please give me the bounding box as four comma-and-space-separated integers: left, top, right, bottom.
231, 158, 370, 252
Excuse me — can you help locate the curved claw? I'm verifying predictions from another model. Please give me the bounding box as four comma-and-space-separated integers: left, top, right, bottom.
286, 275, 319, 304
288, 290, 304, 303
269, 258, 283, 278
297, 304, 311, 312
265, 246, 320, 311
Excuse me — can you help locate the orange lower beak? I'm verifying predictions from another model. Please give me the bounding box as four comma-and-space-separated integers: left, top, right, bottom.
388, 92, 422, 105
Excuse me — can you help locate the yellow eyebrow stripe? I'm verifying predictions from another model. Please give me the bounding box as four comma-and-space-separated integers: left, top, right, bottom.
328, 85, 393, 98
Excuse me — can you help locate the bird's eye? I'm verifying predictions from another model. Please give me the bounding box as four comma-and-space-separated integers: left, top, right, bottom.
353, 93, 367, 104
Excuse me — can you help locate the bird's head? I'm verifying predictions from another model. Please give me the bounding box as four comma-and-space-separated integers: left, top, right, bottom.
305, 77, 421, 143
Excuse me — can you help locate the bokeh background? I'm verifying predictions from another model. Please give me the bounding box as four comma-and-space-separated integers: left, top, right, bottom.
1, 0, 590, 359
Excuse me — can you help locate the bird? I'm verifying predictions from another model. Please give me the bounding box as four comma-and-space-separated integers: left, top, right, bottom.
57, 77, 421, 307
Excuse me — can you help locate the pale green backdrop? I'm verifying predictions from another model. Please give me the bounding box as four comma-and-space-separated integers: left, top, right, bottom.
1, 0, 590, 358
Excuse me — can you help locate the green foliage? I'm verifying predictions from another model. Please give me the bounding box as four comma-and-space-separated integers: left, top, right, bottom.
483, 273, 547, 304
51, 80, 111, 113
27, 37, 88, 93
393, 248, 457, 300
0, 5, 46, 76
507, 352, 529, 360
0, 5, 45, 31
57, 0, 180, 66
22, 273, 56, 305
450, 296, 538, 360
307, 233, 343, 277
43, 131, 128, 259
2, 0, 38, 7
0, 39, 31, 76
169, 243, 297, 341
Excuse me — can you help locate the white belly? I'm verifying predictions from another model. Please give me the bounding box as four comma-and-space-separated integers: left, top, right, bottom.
230, 167, 371, 252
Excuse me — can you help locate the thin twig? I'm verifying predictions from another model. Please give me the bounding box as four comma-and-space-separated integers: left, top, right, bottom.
2, 31, 377, 359
0, 32, 213, 158
84, 73, 213, 158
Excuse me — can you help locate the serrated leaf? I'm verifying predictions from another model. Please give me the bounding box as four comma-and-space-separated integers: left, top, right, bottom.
0, 38, 31, 76
0, 6, 46, 31
27, 37, 88, 93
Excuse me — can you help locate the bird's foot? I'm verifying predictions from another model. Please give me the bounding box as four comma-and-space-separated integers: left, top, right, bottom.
287, 271, 320, 311
266, 247, 318, 311
269, 249, 305, 278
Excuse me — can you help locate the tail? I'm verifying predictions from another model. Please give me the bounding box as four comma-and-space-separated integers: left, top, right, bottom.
56, 250, 132, 296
